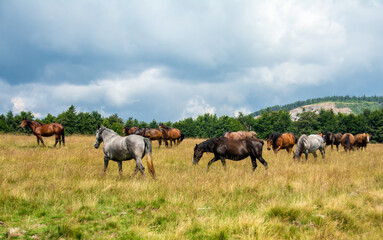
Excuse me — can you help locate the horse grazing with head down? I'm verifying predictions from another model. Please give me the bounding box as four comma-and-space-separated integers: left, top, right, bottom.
94, 126, 155, 179
193, 137, 267, 172
133, 127, 164, 148
223, 131, 258, 140
122, 126, 139, 136
158, 124, 184, 147
293, 134, 325, 160
267, 132, 296, 154
355, 133, 370, 150
341, 133, 355, 152
322, 132, 343, 151
20, 119, 65, 147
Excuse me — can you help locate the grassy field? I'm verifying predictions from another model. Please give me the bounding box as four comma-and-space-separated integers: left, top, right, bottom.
0, 134, 383, 239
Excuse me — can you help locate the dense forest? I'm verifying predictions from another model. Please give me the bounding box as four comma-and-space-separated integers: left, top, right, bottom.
1, 103, 383, 142
252, 95, 383, 116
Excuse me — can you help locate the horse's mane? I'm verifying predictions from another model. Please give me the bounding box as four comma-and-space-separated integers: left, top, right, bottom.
26, 119, 43, 125
102, 127, 118, 136
160, 124, 172, 130
196, 137, 221, 153
296, 134, 308, 155
268, 132, 281, 142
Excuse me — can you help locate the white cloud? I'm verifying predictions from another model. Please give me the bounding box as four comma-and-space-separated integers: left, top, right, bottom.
182, 97, 216, 119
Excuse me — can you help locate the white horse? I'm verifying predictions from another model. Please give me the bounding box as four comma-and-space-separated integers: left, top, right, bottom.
293, 134, 325, 160
94, 126, 155, 178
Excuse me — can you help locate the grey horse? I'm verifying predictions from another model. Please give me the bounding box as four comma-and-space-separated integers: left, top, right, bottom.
94, 126, 155, 178
293, 134, 325, 160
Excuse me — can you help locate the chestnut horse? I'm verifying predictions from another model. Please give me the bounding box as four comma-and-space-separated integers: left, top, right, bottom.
341, 133, 355, 152
223, 131, 258, 140
354, 133, 371, 150
122, 126, 139, 136
158, 124, 184, 147
20, 119, 65, 147
133, 127, 164, 148
267, 132, 296, 154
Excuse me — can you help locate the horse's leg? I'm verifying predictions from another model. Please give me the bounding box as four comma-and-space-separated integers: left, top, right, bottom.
256, 156, 268, 170
320, 148, 325, 159
305, 151, 308, 160
103, 157, 109, 173
158, 139, 161, 148
250, 156, 258, 171
36, 136, 40, 145
39, 136, 46, 147
312, 151, 318, 160
54, 135, 60, 147
220, 157, 226, 171
206, 157, 218, 172
117, 161, 123, 176
134, 157, 145, 176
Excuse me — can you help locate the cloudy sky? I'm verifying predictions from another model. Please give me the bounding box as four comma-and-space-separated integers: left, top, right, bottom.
1, 0, 382, 122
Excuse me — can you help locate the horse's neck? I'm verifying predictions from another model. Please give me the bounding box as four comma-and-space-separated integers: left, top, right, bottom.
102, 130, 118, 142
28, 122, 40, 131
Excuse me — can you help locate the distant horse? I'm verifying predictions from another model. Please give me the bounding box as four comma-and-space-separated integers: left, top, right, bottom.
267, 132, 296, 154
341, 133, 355, 152
223, 131, 258, 140
322, 132, 343, 151
355, 133, 371, 150
20, 119, 65, 147
293, 134, 325, 160
158, 124, 184, 147
94, 126, 155, 178
133, 127, 164, 148
122, 126, 139, 136
193, 137, 267, 172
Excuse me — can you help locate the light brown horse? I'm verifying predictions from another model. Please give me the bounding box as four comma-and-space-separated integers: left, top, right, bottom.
223, 131, 258, 140
20, 119, 65, 147
158, 124, 184, 147
341, 133, 355, 152
122, 126, 139, 136
354, 133, 371, 150
267, 132, 296, 154
133, 127, 164, 148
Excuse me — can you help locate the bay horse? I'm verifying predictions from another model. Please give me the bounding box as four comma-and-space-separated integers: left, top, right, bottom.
341, 133, 355, 152
94, 126, 155, 179
122, 126, 139, 136
354, 133, 371, 150
267, 132, 296, 154
133, 127, 164, 148
193, 137, 267, 172
20, 119, 65, 147
322, 132, 343, 151
293, 134, 325, 160
223, 131, 258, 140
158, 124, 184, 147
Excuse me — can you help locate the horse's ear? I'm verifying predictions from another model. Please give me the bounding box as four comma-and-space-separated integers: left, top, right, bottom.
97, 124, 100, 129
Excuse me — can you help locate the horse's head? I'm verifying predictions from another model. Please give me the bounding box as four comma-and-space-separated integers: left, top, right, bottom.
293, 151, 301, 160
366, 133, 371, 142
122, 127, 127, 134
20, 119, 28, 128
193, 144, 204, 165
266, 138, 272, 150
94, 126, 105, 149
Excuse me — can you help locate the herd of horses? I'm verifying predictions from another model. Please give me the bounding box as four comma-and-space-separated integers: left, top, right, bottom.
18, 118, 372, 178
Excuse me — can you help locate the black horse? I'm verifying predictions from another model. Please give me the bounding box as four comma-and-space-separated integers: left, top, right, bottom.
193, 137, 268, 172
322, 132, 343, 151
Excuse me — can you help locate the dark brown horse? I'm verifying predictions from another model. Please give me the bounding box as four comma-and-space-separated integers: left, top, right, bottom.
322, 132, 343, 151
122, 126, 139, 136
341, 133, 355, 152
133, 127, 164, 148
20, 119, 65, 147
158, 124, 184, 147
193, 137, 267, 172
223, 131, 258, 140
355, 133, 371, 150
267, 132, 296, 154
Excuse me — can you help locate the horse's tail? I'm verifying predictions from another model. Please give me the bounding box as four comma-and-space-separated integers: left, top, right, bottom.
345, 134, 351, 150
144, 138, 156, 179
61, 128, 65, 146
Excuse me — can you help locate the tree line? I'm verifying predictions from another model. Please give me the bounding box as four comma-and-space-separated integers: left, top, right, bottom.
1, 104, 383, 143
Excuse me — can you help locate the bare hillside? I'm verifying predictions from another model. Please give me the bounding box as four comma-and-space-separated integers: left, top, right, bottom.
289, 102, 352, 121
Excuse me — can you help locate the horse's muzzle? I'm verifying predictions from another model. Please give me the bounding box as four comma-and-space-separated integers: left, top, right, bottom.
94, 144, 99, 149
267, 147, 271, 150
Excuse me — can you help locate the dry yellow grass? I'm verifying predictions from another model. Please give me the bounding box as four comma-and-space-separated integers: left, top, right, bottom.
0, 134, 383, 239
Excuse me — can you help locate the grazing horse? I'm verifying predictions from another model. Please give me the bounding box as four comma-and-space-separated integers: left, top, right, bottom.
133, 127, 164, 148
267, 132, 296, 154
322, 132, 343, 151
122, 126, 139, 136
293, 134, 325, 160
94, 126, 155, 178
193, 137, 268, 172
158, 124, 184, 147
20, 119, 65, 147
341, 133, 355, 152
355, 133, 371, 150
223, 131, 258, 140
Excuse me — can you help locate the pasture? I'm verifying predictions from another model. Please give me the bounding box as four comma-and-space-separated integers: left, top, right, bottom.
0, 134, 383, 239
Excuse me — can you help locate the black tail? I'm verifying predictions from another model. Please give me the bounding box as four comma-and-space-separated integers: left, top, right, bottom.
61, 129, 65, 146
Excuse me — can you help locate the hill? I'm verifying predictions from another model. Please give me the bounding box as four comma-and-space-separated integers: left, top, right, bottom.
252, 96, 383, 117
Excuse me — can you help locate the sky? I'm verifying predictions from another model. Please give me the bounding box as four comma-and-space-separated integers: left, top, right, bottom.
1, 0, 382, 122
